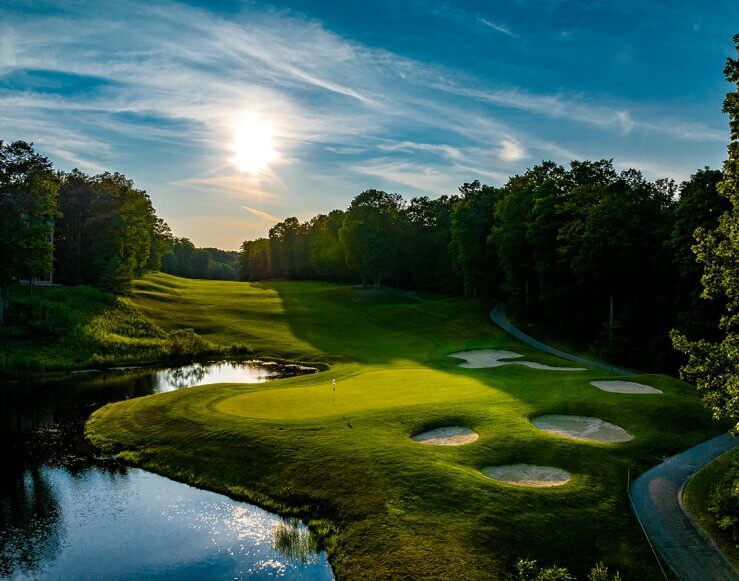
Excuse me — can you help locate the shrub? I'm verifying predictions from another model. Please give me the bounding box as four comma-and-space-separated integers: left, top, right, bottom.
515, 559, 621, 581
166, 328, 215, 358
709, 451, 739, 545
28, 297, 79, 335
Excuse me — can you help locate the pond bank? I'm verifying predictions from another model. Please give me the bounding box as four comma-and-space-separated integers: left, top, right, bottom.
0, 360, 333, 579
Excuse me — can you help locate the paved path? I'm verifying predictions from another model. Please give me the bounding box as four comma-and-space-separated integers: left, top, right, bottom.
489, 302, 633, 375
630, 433, 738, 580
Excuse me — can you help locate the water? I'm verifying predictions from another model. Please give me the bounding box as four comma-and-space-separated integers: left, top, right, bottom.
0, 361, 333, 580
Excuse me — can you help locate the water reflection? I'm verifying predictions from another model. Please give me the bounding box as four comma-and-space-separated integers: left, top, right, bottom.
0, 361, 331, 580
272, 519, 321, 563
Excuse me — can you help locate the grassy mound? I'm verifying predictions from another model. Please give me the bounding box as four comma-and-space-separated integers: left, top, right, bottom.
87, 272, 723, 578
0, 281, 246, 375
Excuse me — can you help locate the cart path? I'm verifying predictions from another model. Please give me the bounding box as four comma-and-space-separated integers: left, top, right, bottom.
630, 433, 738, 580
489, 302, 633, 375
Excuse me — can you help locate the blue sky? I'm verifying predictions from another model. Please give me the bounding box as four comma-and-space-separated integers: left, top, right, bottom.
0, 1, 736, 249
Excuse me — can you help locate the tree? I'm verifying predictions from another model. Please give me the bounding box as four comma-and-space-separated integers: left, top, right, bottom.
669, 168, 728, 338
493, 175, 536, 304
18, 171, 59, 306
239, 238, 273, 281
191, 248, 212, 279
449, 181, 499, 298
402, 195, 459, 292
340, 190, 403, 289
307, 211, 352, 281
147, 217, 174, 272
672, 35, 739, 432
54, 170, 160, 292
0, 141, 57, 321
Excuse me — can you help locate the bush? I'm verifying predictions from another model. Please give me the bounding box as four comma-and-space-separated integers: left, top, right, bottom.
515, 559, 621, 581
167, 328, 215, 358
709, 452, 739, 545
28, 297, 79, 335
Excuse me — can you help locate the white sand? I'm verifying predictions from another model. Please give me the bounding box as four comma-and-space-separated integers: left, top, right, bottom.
591, 380, 662, 394
449, 349, 585, 371
531, 414, 633, 443
482, 464, 570, 487
411, 426, 479, 446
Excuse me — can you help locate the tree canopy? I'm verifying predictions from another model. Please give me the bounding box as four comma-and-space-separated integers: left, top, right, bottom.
672, 34, 739, 432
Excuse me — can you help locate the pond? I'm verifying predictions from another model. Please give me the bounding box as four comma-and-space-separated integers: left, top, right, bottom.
0, 360, 333, 580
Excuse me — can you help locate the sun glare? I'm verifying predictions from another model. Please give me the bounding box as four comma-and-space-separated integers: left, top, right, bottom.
231, 115, 277, 174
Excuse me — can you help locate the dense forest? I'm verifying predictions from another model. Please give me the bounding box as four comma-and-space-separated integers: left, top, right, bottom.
238, 164, 728, 372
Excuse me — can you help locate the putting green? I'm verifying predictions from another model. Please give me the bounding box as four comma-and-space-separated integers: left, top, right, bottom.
216, 367, 498, 419
86, 273, 723, 579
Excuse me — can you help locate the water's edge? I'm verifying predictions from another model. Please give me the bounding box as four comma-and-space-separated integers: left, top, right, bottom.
1, 360, 333, 580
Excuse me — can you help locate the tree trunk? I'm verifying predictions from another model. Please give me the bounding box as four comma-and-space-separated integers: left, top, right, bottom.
0, 285, 5, 325
608, 293, 614, 347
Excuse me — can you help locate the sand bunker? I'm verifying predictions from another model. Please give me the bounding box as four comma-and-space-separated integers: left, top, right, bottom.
411, 426, 479, 446
591, 380, 662, 394
482, 464, 570, 487
449, 349, 585, 371
531, 414, 633, 443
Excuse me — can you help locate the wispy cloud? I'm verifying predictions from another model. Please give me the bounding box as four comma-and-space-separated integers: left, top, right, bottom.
477, 17, 518, 38
242, 205, 280, 223
377, 140, 461, 159
0, 0, 726, 246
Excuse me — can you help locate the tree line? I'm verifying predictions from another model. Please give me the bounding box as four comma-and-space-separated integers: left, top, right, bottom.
238, 163, 727, 371
0, 140, 241, 324
161, 239, 240, 281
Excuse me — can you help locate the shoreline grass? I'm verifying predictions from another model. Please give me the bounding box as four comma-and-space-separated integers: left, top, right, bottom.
85, 272, 724, 578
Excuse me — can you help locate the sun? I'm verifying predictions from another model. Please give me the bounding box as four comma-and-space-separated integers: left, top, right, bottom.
231, 115, 277, 174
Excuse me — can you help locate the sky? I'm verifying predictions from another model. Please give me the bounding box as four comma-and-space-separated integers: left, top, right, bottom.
0, 1, 737, 249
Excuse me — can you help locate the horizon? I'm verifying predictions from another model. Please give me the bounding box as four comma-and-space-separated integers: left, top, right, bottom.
1, 0, 737, 249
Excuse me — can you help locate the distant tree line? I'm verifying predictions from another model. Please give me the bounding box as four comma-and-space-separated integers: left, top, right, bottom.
239, 163, 728, 371
161, 238, 239, 281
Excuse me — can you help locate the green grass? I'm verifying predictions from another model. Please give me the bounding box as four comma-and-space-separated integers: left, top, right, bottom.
86, 272, 724, 578
683, 450, 739, 568
0, 281, 246, 375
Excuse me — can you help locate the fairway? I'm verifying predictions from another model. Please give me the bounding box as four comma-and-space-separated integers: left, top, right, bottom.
87, 273, 723, 579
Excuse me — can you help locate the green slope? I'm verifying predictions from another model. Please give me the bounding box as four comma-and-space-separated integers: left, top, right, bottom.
87, 272, 722, 578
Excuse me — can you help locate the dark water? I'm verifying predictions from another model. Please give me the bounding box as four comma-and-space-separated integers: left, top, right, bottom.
0, 361, 333, 580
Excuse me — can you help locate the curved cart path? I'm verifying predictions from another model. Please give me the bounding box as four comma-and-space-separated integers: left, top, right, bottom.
631, 433, 738, 580
490, 302, 633, 375
490, 302, 738, 579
